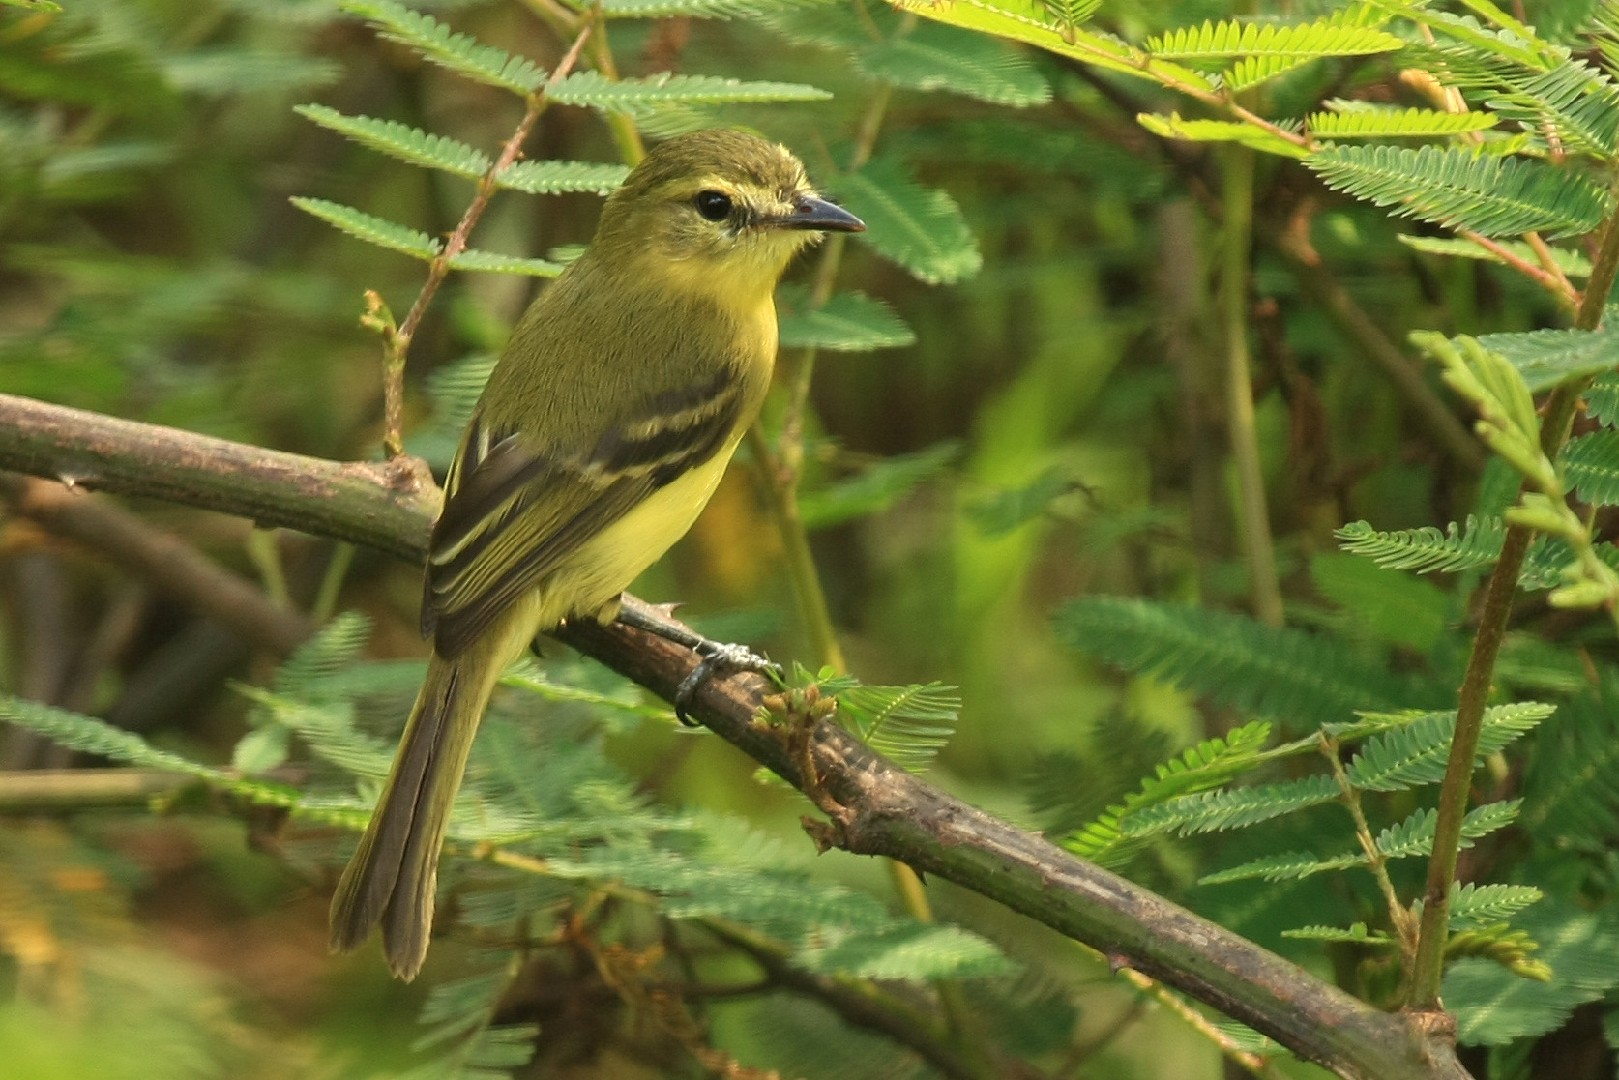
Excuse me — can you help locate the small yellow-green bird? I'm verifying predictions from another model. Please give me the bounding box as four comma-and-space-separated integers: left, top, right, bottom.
329, 129, 864, 980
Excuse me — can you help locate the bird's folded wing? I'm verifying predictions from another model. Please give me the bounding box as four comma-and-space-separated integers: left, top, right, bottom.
422, 368, 744, 658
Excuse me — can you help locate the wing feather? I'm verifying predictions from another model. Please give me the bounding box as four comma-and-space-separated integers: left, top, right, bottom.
422, 369, 745, 658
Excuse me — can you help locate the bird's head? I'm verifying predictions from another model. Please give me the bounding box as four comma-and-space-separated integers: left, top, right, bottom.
594, 129, 864, 294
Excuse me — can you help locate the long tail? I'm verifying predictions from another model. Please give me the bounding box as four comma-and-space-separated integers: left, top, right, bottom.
329, 648, 500, 980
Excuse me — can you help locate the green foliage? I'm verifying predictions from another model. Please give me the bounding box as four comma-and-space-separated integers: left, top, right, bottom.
494, 159, 630, 195
1483, 58, 1619, 157
1520, 677, 1619, 847
1306, 145, 1609, 239
340, 0, 547, 94
776, 285, 915, 352
1143, 14, 1402, 62
800, 668, 961, 774
289, 196, 442, 260
1060, 721, 1273, 866
1054, 597, 1438, 729
1137, 113, 1310, 157
1307, 105, 1499, 139
1122, 775, 1340, 837
295, 104, 491, 179
1560, 429, 1619, 505
1397, 234, 1593, 277
837, 156, 983, 285
797, 442, 960, 530
1473, 320, 1619, 393
407, 958, 537, 1078
856, 22, 1051, 107
1345, 704, 1550, 791
547, 71, 832, 111
1585, 371, 1619, 424
1446, 900, 1619, 1046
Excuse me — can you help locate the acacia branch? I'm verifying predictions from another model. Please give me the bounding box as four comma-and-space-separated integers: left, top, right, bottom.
0, 392, 1469, 1080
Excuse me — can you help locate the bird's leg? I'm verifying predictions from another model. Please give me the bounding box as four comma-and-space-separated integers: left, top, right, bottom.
612, 598, 780, 725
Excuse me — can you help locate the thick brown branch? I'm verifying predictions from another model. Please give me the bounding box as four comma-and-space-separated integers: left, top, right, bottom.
0, 392, 1470, 1080
0, 394, 437, 561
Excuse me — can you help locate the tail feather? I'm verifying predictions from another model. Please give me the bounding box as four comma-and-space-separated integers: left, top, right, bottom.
329, 652, 493, 980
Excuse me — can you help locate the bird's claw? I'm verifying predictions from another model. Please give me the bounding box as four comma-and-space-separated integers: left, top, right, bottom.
674, 640, 780, 726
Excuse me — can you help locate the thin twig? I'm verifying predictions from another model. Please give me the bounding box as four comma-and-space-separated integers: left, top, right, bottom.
379, 24, 594, 457
1408, 189, 1619, 1009
1219, 143, 1284, 628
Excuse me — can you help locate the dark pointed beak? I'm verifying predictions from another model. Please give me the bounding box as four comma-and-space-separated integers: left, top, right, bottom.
777, 194, 865, 233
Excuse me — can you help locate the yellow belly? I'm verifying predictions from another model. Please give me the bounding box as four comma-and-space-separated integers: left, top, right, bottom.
480, 435, 740, 670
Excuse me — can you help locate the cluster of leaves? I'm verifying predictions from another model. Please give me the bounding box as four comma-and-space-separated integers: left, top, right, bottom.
901, 0, 1619, 1066
0, 614, 1010, 1076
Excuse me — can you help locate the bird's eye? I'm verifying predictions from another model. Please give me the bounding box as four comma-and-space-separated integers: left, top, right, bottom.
693, 190, 733, 221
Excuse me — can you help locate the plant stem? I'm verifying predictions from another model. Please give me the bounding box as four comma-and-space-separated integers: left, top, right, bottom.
586, 16, 646, 167
379, 24, 594, 457
1322, 736, 1417, 960
1220, 144, 1284, 628
745, 427, 845, 670
1408, 197, 1619, 1009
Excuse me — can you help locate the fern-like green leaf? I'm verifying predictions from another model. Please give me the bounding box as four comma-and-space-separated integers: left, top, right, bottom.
1310, 550, 1451, 652
965, 466, 1090, 537
1145, 16, 1402, 62
1585, 371, 1619, 424
447, 249, 564, 277
1445, 925, 1550, 981
1518, 536, 1619, 590
1446, 900, 1619, 1046
1521, 678, 1619, 846
797, 921, 1009, 979
857, 23, 1050, 106
1199, 850, 1363, 884
408, 957, 538, 1074
1282, 922, 1394, 944
1308, 105, 1499, 139
837, 682, 959, 773
1397, 234, 1591, 278
0, 695, 304, 809
495, 159, 629, 194
593, 0, 780, 17
798, 442, 959, 530
1226, 54, 1319, 91
1447, 882, 1545, 928
1346, 703, 1552, 791
1561, 429, 1619, 505
1374, 800, 1522, 859
1335, 515, 1506, 574
164, 48, 341, 95
1120, 774, 1339, 837
1474, 320, 1619, 392
547, 71, 831, 111
1137, 113, 1310, 158
341, 0, 547, 95
1485, 58, 1619, 157
1038, 0, 1102, 36
289, 196, 440, 260
1054, 597, 1437, 729
1062, 721, 1272, 865
836, 156, 982, 285
1306, 144, 1609, 239
776, 285, 915, 352
294, 104, 489, 178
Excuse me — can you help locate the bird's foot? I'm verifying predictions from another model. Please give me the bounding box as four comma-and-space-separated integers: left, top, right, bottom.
613, 598, 780, 725
674, 639, 778, 725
